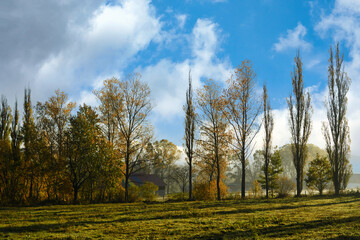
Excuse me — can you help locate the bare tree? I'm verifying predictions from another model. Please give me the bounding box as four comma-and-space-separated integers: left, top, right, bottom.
262, 85, 274, 199
184, 70, 196, 200
322, 43, 352, 195
112, 73, 153, 202
223, 60, 261, 198
287, 51, 312, 197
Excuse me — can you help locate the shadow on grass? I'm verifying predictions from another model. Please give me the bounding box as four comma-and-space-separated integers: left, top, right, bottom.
192, 216, 360, 239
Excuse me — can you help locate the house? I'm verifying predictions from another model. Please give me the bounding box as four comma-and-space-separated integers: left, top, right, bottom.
130, 173, 166, 197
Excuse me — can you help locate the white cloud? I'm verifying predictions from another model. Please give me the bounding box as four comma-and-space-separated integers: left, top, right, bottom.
138, 19, 232, 120
274, 23, 312, 52
1, 0, 162, 104
176, 14, 187, 29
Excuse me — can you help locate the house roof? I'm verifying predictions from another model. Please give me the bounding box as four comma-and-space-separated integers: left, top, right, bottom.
130, 174, 166, 187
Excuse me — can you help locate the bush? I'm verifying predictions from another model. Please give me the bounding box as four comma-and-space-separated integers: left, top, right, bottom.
140, 182, 158, 201
193, 180, 228, 200
276, 176, 295, 197
249, 180, 263, 198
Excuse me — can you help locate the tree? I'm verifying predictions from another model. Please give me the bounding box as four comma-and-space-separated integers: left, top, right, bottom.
171, 165, 189, 193
262, 84, 274, 198
197, 79, 230, 200
305, 154, 332, 195
112, 73, 153, 202
184, 70, 196, 200
93, 78, 120, 144
322, 43, 352, 195
223, 60, 261, 198
148, 139, 181, 194
22, 88, 38, 199
0, 96, 13, 202
36, 89, 75, 201
259, 149, 283, 197
287, 51, 312, 197
66, 105, 104, 203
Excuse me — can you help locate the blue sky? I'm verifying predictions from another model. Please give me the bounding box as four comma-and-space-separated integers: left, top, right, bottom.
1, 0, 360, 172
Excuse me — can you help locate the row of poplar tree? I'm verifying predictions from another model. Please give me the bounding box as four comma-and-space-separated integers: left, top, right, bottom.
184, 43, 352, 200
0, 43, 352, 204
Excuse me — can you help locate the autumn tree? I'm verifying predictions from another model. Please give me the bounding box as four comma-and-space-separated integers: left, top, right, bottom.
184, 70, 196, 200
93, 78, 120, 144
0, 96, 13, 202
287, 51, 312, 197
197, 79, 230, 200
148, 139, 181, 194
36, 89, 75, 201
322, 43, 352, 195
305, 154, 332, 195
66, 105, 104, 203
223, 60, 261, 198
262, 84, 274, 198
111, 74, 153, 202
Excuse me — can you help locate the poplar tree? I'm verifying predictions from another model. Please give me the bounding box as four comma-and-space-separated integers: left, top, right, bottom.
322, 43, 352, 194
287, 51, 312, 197
184, 70, 196, 200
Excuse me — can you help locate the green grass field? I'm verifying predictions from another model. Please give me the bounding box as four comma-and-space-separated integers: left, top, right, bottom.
0, 195, 359, 239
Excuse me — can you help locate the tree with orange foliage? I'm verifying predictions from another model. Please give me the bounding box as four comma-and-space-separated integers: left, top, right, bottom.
36, 89, 76, 201
197, 79, 230, 200
223, 60, 261, 198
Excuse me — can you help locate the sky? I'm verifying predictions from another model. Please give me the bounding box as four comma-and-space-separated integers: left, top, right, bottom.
1, 0, 360, 173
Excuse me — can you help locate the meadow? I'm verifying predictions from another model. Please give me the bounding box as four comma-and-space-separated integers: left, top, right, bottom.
0, 194, 359, 239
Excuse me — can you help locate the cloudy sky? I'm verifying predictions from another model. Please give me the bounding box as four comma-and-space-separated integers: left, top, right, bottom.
1, 0, 360, 172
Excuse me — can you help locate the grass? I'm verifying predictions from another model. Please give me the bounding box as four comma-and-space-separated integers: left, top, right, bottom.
0, 194, 360, 239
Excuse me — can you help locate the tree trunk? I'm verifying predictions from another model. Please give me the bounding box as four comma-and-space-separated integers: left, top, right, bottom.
216, 157, 221, 201
265, 162, 269, 199
73, 187, 78, 204
189, 160, 192, 201
241, 158, 246, 198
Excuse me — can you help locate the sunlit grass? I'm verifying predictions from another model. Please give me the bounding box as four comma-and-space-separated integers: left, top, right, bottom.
0, 194, 359, 239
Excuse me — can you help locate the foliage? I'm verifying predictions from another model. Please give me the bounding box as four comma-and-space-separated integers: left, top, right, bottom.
277, 176, 296, 198
259, 149, 283, 197
140, 182, 159, 201
305, 154, 332, 195
197, 79, 231, 200
249, 180, 262, 198
193, 180, 228, 201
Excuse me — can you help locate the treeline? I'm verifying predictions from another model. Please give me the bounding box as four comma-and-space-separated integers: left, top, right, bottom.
185, 43, 352, 200
0, 44, 353, 205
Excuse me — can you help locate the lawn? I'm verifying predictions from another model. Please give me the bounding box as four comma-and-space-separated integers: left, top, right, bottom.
0, 195, 359, 239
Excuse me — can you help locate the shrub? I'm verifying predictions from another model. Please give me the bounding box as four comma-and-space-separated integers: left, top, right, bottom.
193, 180, 228, 200
249, 180, 263, 198
276, 176, 295, 197
140, 182, 158, 201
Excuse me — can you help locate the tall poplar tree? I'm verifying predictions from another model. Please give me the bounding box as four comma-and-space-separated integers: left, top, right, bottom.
262, 85, 274, 199
322, 43, 352, 194
287, 51, 312, 197
184, 70, 196, 200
